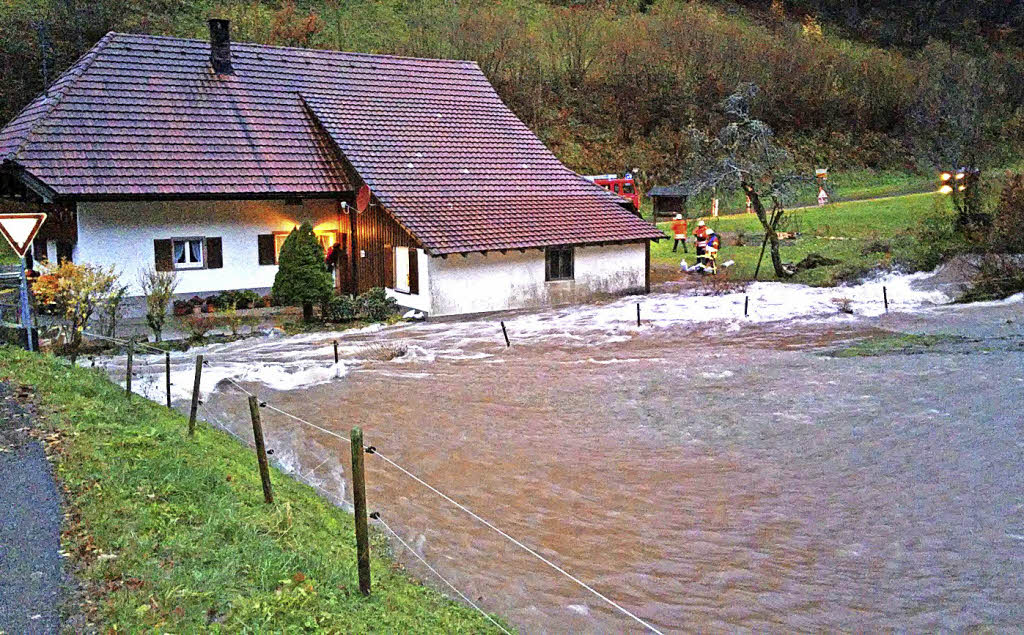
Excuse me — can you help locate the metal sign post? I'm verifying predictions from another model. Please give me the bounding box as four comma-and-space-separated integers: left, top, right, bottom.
18, 257, 34, 352
0, 213, 47, 352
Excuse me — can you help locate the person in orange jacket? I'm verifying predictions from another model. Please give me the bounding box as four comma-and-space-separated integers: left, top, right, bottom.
693, 220, 709, 256
671, 214, 688, 253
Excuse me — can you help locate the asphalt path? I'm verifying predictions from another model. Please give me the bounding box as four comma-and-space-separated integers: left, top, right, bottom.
0, 381, 61, 634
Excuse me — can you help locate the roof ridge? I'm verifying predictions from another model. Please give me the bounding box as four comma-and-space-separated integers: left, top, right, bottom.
7, 31, 117, 162
108, 31, 480, 66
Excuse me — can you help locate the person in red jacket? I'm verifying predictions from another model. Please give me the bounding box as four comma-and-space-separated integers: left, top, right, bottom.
693, 220, 708, 256
671, 214, 688, 253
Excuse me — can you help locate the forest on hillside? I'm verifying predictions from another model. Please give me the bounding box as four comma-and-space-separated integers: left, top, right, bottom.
2, 0, 1023, 187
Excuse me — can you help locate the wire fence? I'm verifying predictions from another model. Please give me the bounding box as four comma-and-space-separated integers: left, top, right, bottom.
206, 375, 665, 633
54, 276, 1024, 632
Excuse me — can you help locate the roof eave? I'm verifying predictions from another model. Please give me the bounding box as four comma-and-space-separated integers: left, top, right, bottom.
3, 161, 58, 203
428, 236, 664, 258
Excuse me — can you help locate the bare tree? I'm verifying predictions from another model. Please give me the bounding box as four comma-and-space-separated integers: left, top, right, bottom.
678, 83, 806, 278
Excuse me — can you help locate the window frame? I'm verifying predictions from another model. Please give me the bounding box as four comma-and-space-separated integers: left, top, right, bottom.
171, 236, 206, 270
270, 229, 339, 265
544, 246, 574, 282
394, 246, 411, 293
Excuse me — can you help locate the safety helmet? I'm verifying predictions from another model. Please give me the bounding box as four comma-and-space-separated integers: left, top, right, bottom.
697, 220, 705, 227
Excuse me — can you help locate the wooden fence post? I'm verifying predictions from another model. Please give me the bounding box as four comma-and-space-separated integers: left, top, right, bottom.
188, 354, 203, 436
125, 340, 134, 397
165, 351, 172, 409
248, 395, 274, 504
350, 426, 371, 595
500, 321, 510, 348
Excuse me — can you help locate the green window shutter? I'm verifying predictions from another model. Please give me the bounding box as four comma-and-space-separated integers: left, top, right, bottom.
408, 248, 419, 295
154, 239, 173, 272
257, 234, 276, 265
206, 237, 223, 269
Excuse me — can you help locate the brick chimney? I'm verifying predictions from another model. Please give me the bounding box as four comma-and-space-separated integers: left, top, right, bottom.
208, 19, 233, 75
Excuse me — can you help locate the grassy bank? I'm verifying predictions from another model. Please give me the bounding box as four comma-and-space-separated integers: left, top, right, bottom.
0, 347, 506, 632
653, 192, 942, 286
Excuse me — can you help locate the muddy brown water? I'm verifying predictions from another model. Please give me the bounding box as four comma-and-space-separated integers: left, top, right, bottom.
157, 296, 1023, 633
97, 278, 1022, 632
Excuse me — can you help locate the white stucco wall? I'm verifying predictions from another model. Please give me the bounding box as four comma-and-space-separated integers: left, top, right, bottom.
75, 199, 342, 295
427, 243, 647, 317
385, 247, 432, 313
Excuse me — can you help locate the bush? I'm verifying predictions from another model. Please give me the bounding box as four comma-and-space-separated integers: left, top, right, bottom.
324, 295, 359, 323
358, 287, 398, 322
910, 201, 971, 271
31, 261, 121, 360
178, 314, 218, 343
959, 255, 1024, 303
236, 290, 262, 309
172, 299, 194, 316
271, 222, 333, 321
139, 267, 178, 342
991, 172, 1024, 254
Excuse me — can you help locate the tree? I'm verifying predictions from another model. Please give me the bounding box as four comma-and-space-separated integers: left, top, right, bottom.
679, 83, 806, 278
31, 260, 120, 361
271, 222, 333, 321
139, 267, 177, 342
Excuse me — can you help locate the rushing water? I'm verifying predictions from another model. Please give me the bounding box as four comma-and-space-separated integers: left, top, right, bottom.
101, 273, 1024, 632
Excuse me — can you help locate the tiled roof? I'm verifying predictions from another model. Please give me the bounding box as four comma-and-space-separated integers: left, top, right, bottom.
647, 185, 694, 197
0, 32, 663, 254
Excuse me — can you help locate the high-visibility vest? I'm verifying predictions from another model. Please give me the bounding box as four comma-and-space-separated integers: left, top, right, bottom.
671, 220, 687, 237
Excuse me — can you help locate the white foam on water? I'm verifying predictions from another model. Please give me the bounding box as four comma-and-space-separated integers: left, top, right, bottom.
98, 269, 958, 399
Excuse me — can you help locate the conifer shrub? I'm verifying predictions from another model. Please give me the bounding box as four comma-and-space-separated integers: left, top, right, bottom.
271, 222, 332, 321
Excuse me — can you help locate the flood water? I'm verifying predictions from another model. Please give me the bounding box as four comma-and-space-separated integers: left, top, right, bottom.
103, 273, 1024, 632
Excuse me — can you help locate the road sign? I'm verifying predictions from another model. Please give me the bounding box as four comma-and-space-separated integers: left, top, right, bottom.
0, 213, 47, 258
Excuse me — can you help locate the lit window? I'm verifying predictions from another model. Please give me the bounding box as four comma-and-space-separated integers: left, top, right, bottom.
545, 246, 573, 281
173, 238, 204, 269
272, 230, 338, 262
394, 246, 410, 292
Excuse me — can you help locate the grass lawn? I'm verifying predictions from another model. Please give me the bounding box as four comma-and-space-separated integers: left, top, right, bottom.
652, 192, 943, 286
1, 240, 17, 265
0, 347, 507, 632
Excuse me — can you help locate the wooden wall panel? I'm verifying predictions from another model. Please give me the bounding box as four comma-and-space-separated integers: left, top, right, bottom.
351, 202, 417, 294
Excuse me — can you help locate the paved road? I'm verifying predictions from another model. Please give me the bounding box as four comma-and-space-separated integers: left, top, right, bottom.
0, 381, 62, 634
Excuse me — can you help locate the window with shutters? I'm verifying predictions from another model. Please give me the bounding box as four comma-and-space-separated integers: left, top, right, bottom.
544, 246, 574, 281
258, 230, 338, 265
154, 237, 222, 271
173, 237, 204, 269
394, 246, 410, 292
392, 247, 420, 294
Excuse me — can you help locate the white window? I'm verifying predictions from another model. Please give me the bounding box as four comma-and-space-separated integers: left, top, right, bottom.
394, 246, 410, 293
173, 238, 204, 269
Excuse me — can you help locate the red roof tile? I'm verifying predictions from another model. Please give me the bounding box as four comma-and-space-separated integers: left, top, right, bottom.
0, 32, 663, 254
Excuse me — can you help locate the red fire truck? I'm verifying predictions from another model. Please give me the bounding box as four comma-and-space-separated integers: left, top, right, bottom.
584, 173, 641, 211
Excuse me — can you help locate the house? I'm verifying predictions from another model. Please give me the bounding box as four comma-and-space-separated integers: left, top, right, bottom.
0, 20, 664, 317
646, 185, 694, 220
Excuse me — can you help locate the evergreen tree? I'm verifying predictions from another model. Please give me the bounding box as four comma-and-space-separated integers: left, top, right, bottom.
271, 222, 333, 321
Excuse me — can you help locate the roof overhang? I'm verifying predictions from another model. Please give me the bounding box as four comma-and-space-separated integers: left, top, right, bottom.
1, 161, 57, 203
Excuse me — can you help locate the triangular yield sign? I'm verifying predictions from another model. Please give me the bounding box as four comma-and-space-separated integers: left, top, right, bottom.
0, 213, 47, 258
